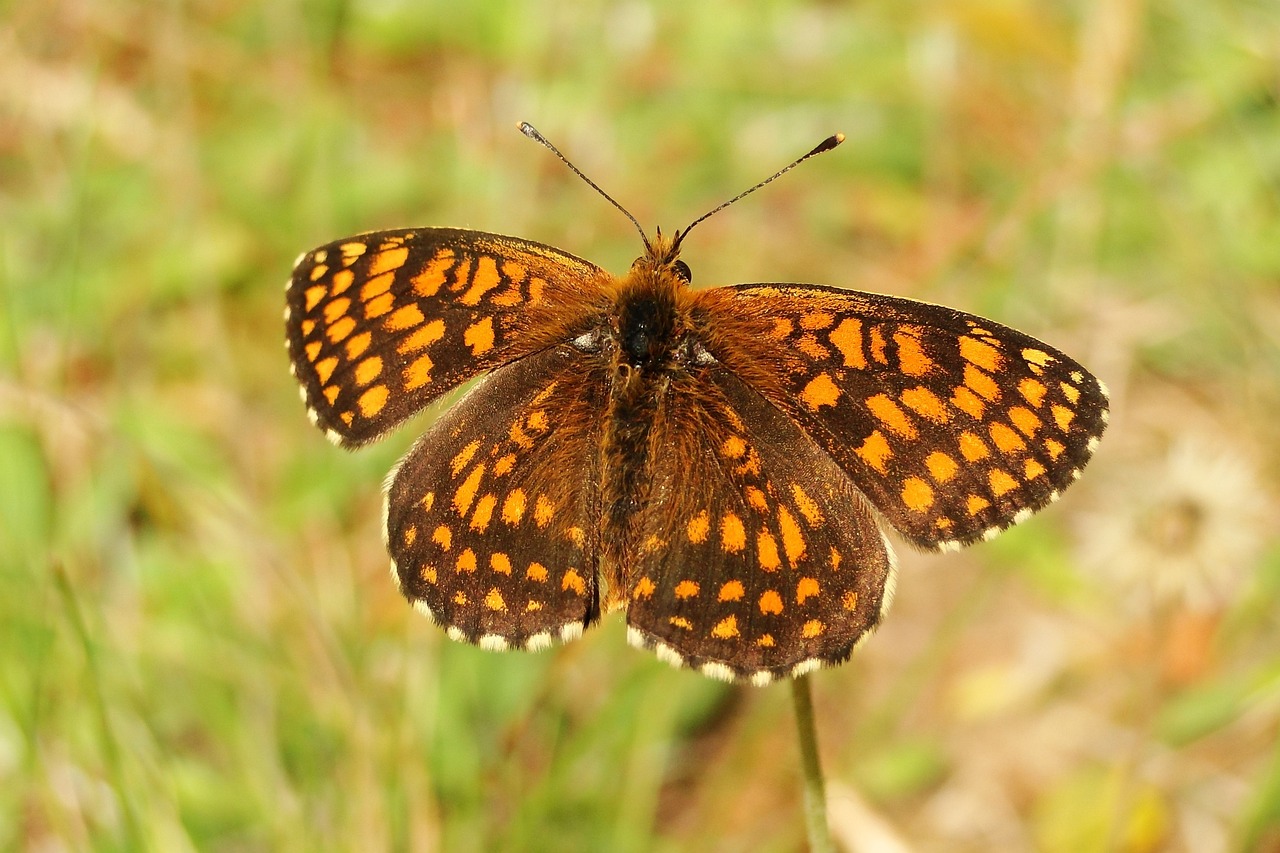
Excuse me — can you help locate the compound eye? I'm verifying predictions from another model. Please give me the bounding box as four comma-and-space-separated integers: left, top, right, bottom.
674, 260, 692, 284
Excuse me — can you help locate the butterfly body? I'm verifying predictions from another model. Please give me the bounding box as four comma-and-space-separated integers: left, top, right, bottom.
287, 223, 1107, 685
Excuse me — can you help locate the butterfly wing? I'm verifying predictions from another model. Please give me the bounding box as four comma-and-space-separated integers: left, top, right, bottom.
384, 343, 608, 650
691, 284, 1109, 550
622, 367, 895, 685
286, 228, 610, 446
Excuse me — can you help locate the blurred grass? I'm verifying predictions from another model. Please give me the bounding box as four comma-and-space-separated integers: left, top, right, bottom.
3, 0, 1280, 850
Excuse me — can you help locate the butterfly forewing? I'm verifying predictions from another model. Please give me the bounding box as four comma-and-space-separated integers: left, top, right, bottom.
693, 284, 1109, 551
623, 366, 894, 685
286, 228, 609, 446
384, 344, 607, 650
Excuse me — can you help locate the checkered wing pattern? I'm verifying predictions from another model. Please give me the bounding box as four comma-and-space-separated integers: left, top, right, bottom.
285, 228, 608, 447
693, 284, 1109, 551
623, 368, 895, 686
384, 344, 607, 651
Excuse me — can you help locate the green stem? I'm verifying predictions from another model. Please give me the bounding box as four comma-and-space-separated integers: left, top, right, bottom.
791, 674, 834, 853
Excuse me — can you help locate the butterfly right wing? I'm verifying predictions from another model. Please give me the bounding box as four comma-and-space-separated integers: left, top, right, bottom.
384, 344, 608, 650
286, 228, 611, 447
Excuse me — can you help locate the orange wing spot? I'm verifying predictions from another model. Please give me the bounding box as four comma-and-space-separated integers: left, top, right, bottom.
802, 620, 825, 639
323, 297, 352, 324
464, 316, 496, 355
801, 311, 834, 330
490, 553, 512, 575
778, 506, 806, 566
745, 486, 768, 511
527, 562, 548, 582
960, 335, 1003, 372
460, 255, 503, 305
527, 409, 548, 431
720, 513, 746, 553
869, 325, 888, 364
501, 489, 526, 524
758, 531, 782, 571
421, 492, 435, 512
1019, 377, 1048, 408
791, 484, 823, 526
305, 340, 322, 361
368, 246, 408, 276
842, 591, 859, 611
339, 411, 353, 426
308, 263, 328, 282
966, 494, 990, 515
493, 454, 517, 476
759, 589, 784, 615
669, 617, 694, 631
509, 420, 533, 449
756, 634, 776, 648
855, 430, 893, 474
718, 580, 745, 602
312, 249, 329, 263
364, 292, 394, 318
734, 449, 762, 477
1044, 438, 1067, 460
675, 580, 700, 599
721, 435, 747, 459
450, 440, 482, 477
989, 422, 1026, 454
901, 477, 934, 512
1009, 406, 1042, 438
423, 566, 437, 584
1052, 405, 1075, 430
711, 615, 740, 639
951, 386, 985, 419
527, 276, 546, 304
533, 494, 554, 528
501, 259, 527, 282
801, 372, 841, 410
470, 494, 496, 531
926, 451, 959, 483
900, 386, 950, 423
633, 576, 656, 599
830, 547, 842, 571
867, 394, 918, 439
770, 317, 794, 339
301, 319, 317, 336
403, 353, 435, 390
326, 315, 356, 343
959, 430, 989, 461
411, 251, 455, 297
1060, 382, 1081, 404
359, 271, 394, 301
453, 591, 467, 606
453, 464, 485, 516
566, 526, 585, 548
562, 569, 586, 596
1024, 458, 1046, 479
936, 517, 953, 530
964, 364, 1001, 402
305, 285, 327, 311
432, 525, 452, 550
322, 385, 340, 405
525, 599, 543, 612
829, 318, 867, 369
456, 548, 477, 573
796, 577, 820, 604
357, 385, 389, 418
330, 268, 355, 296
339, 242, 366, 264
1022, 348, 1054, 367
355, 355, 383, 387
895, 329, 934, 376
797, 334, 830, 361
346, 331, 371, 360
989, 469, 1018, 497
386, 303, 426, 332
686, 511, 710, 544
484, 588, 507, 612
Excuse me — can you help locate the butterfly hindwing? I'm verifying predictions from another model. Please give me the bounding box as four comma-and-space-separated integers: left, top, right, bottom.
384, 344, 607, 650
623, 366, 895, 685
286, 228, 609, 446
692, 284, 1109, 550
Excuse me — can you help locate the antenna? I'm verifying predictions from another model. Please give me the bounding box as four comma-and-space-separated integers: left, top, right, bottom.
518, 122, 651, 251
673, 132, 845, 249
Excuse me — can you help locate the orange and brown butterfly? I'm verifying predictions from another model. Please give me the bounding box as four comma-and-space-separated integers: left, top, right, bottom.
284, 123, 1108, 686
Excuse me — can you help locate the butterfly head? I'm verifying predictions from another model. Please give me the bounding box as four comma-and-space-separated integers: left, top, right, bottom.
631, 227, 693, 286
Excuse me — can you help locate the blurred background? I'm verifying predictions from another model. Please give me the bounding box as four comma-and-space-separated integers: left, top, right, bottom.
3, 0, 1279, 850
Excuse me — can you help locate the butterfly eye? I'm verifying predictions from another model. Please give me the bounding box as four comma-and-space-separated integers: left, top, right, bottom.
674, 260, 692, 283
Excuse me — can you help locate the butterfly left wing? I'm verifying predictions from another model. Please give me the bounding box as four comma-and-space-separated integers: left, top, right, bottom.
691, 284, 1109, 551
384, 344, 608, 650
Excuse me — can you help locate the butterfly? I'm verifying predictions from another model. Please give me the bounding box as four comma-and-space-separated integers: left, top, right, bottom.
284, 124, 1108, 686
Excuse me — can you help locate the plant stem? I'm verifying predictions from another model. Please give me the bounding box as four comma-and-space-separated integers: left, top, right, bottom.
791, 674, 834, 853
